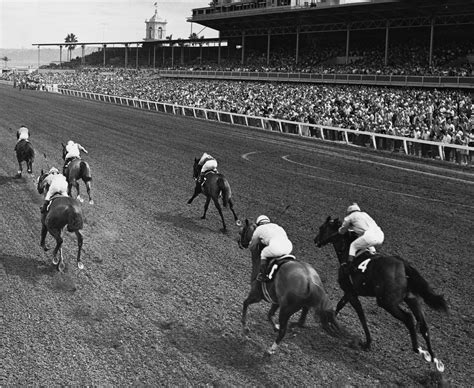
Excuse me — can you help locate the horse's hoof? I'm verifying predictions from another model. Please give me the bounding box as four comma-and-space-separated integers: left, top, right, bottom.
200, 216, 206, 219
187, 199, 192, 204
77, 262, 84, 270
77, 196, 84, 203
58, 261, 66, 272
89, 200, 94, 205
434, 358, 445, 373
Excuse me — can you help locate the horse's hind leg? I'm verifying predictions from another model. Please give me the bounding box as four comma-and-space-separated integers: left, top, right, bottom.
212, 197, 226, 230
268, 304, 300, 355
49, 228, 63, 268
380, 299, 418, 354
85, 181, 93, 204
16, 161, 22, 178
201, 196, 211, 219
75, 230, 84, 269
267, 304, 280, 330
228, 198, 238, 221
74, 181, 83, 202
404, 296, 443, 370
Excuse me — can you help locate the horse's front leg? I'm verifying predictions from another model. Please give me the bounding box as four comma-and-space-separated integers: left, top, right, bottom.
187, 182, 201, 204
27, 160, 32, 174
40, 223, 48, 251
348, 296, 372, 350
335, 292, 351, 315
242, 287, 263, 336
228, 198, 239, 221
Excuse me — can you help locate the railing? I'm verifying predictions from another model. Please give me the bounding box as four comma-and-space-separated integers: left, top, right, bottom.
157, 70, 474, 89
57, 87, 474, 164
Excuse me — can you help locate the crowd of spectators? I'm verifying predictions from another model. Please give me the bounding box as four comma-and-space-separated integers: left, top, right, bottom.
2, 67, 472, 165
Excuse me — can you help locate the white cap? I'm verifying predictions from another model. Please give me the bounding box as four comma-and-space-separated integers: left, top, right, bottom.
48, 167, 59, 175
346, 203, 361, 214
256, 215, 271, 225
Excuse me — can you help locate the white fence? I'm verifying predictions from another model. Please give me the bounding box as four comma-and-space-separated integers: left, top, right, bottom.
57, 88, 473, 164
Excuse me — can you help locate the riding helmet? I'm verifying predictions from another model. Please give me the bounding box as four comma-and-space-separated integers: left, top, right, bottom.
346, 203, 361, 214
256, 215, 271, 225
48, 167, 59, 175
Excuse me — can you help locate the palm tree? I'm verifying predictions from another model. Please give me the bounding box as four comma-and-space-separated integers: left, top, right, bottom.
64, 33, 78, 61
1, 56, 10, 68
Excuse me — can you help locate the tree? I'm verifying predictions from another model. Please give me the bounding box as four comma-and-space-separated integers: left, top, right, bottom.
65, 33, 78, 61
1, 56, 10, 68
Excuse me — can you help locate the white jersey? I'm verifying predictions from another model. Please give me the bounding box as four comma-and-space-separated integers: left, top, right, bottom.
65, 142, 86, 159
44, 174, 68, 201
17, 127, 29, 141
249, 223, 293, 260
339, 211, 381, 236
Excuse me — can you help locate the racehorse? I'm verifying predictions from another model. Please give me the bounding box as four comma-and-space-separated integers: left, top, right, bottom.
37, 170, 85, 272
61, 143, 93, 204
314, 216, 448, 372
14, 139, 35, 178
187, 157, 238, 231
238, 218, 343, 354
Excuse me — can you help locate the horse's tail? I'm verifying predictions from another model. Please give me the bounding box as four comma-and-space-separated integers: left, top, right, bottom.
218, 177, 231, 208
67, 207, 84, 232
79, 161, 92, 182
404, 261, 448, 313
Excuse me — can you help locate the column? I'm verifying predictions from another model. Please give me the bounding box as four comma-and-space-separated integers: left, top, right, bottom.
429, 18, 435, 67
384, 21, 389, 66
267, 29, 271, 66
241, 31, 245, 66
124, 44, 128, 68
295, 26, 300, 65
345, 24, 351, 65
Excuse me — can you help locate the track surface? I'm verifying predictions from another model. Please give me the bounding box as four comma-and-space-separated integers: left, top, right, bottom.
1, 84, 473, 386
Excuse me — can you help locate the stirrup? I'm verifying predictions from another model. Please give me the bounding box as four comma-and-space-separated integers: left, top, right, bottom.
256, 273, 269, 282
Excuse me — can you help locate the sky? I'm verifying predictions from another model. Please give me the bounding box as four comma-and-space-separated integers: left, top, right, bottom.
0, 0, 217, 49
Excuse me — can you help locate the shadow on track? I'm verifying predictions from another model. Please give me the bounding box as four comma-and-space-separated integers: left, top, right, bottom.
154, 210, 238, 235
0, 253, 56, 283
0, 174, 24, 186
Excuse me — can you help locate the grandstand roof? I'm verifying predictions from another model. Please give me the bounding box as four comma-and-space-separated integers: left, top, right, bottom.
190, 0, 474, 37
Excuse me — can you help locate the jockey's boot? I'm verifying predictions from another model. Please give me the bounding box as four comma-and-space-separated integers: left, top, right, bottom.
342, 255, 355, 277
40, 200, 49, 214
256, 260, 269, 282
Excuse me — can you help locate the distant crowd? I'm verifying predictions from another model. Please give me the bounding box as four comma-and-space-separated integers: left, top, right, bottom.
2, 67, 473, 165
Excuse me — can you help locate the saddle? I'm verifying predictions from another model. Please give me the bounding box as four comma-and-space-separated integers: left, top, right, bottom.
14, 139, 29, 151
265, 254, 296, 281
46, 194, 67, 212
200, 169, 218, 185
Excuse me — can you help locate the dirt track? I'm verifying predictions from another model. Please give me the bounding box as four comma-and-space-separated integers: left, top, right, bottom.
1, 84, 473, 386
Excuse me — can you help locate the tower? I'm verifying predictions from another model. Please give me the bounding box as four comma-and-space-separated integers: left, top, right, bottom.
145, 2, 167, 41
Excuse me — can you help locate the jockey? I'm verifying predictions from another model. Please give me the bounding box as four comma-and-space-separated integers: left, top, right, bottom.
249, 215, 293, 282
338, 203, 384, 269
40, 167, 68, 213
63, 140, 88, 174
17, 125, 29, 141
197, 152, 217, 184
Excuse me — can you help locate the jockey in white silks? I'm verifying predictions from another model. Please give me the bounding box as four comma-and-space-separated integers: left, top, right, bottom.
338, 203, 384, 266
64, 140, 88, 173
249, 215, 294, 282
16, 125, 29, 142
197, 152, 218, 183
40, 167, 68, 213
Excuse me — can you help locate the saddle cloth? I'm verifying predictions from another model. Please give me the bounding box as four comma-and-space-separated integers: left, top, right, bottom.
266, 254, 296, 280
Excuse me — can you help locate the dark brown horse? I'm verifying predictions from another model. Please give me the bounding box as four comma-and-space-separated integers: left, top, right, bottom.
314, 216, 447, 372
37, 170, 85, 272
238, 218, 343, 354
187, 157, 238, 231
61, 143, 93, 204
14, 139, 34, 178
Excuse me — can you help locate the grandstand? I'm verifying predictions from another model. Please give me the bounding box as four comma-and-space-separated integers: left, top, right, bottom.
189, 0, 474, 71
